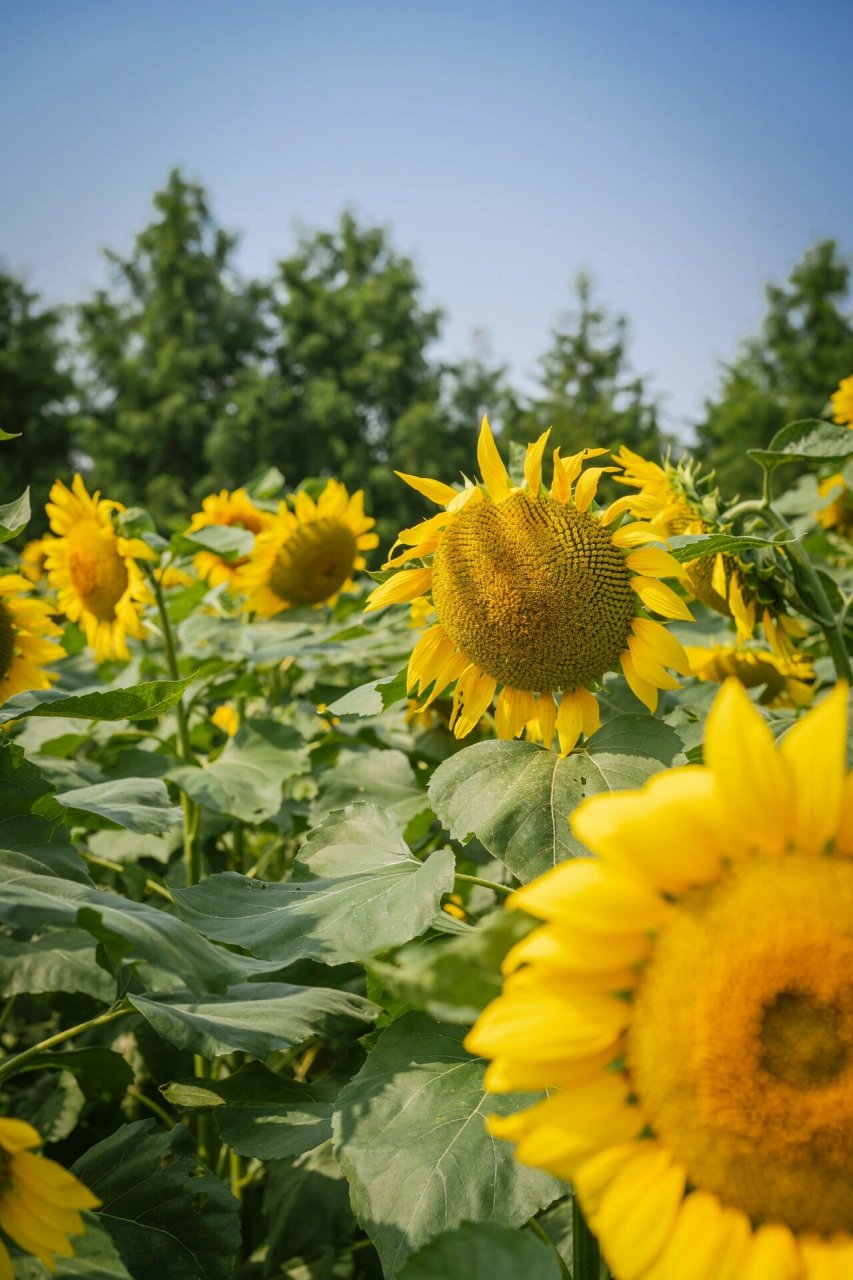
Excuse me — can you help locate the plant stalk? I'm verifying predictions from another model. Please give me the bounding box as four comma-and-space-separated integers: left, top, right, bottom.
0, 1004, 133, 1085
573, 1195, 606, 1280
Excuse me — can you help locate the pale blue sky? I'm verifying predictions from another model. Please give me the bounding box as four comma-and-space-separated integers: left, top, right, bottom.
2, 0, 851, 436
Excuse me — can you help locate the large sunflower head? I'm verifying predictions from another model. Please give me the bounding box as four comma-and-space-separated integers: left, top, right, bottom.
831, 374, 853, 427
467, 679, 853, 1280
44, 475, 154, 662
685, 641, 815, 708
239, 480, 378, 617
613, 446, 802, 655
0, 574, 63, 704
188, 487, 273, 588
365, 418, 694, 755
0, 1116, 100, 1273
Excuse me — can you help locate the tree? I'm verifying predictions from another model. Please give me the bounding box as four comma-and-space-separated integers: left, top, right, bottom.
505, 274, 665, 468
0, 272, 75, 528
75, 169, 270, 527
696, 240, 853, 498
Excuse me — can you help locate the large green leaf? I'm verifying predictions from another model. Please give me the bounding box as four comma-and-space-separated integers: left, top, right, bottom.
178, 524, 255, 557
0, 741, 87, 881
310, 749, 430, 827
163, 1062, 338, 1160
0, 930, 114, 1000
749, 418, 853, 470
0, 866, 278, 994
0, 488, 30, 541
669, 532, 786, 563
428, 714, 683, 881
13, 1218, 132, 1278
14, 1047, 133, 1102
56, 778, 181, 834
263, 1141, 356, 1271
397, 1222, 562, 1280
129, 982, 376, 1058
175, 805, 455, 966
72, 1120, 240, 1280
332, 1014, 561, 1276
327, 668, 408, 717
169, 718, 310, 822
0, 676, 197, 727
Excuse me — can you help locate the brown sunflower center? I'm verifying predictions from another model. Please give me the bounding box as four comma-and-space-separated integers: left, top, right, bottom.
65, 521, 129, 621
0, 603, 15, 682
430, 491, 635, 692
268, 520, 357, 606
628, 854, 853, 1235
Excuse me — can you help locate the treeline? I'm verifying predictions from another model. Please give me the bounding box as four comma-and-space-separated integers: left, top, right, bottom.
3, 168, 853, 543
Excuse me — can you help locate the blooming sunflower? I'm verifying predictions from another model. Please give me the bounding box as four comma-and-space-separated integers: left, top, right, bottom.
18, 536, 54, 585
0, 574, 63, 704
187, 487, 273, 589
612, 446, 803, 657
0, 1116, 100, 1275
240, 480, 378, 617
467, 679, 853, 1280
365, 418, 693, 754
816, 472, 853, 537
212, 703, 239, 737
685, 641, 815, 708
831, 374, 853, 427
44, 476, 153, 662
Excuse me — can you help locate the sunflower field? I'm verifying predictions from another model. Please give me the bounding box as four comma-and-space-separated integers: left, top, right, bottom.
0, 388, 851, 1280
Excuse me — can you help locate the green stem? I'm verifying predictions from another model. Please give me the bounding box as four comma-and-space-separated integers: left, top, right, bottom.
454, 872, 512, 897
127, 1085, 175, 1129
527, 1216, 572, 1280
573, 1195, 605, 1280
80, 850, 174, 902
0, 1005, 133, 1085
193, 1055, 215, 1166
229, 1149, 244, 1204
151, 572, 203, 885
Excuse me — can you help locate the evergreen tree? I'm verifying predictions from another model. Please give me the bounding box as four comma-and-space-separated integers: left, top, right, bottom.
0, 272, 75, 528
75, 169, 270, 527
696, 240, 853, 498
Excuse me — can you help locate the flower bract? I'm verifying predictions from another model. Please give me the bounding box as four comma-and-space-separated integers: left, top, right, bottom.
467, 679, 853, 1280
0, 574, 63, 704
366, 418, 693, 754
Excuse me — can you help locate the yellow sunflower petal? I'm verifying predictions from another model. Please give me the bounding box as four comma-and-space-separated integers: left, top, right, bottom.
524, 428, 552, 493
0, 1239, 12, 1280
627, 636, 681, 691
621, 650, 659, 713
631, 617, 692, 675
394, 470, 459, 507
610, 522, 671, 548
556, 690, 584, 755
594, 1146, 687, 1279
779, 682, 849, 855
509, 858, 668, 932
740, 1224, 801, 1280
450, 664, 497, 737
477, 415, 513, 504
630, 576, 694, 621
625, 547, 686, 580
575, 466, 617, 513
365, 567, 433, 612
494, 686, 537, 740
0, 1119, 41, 1152
535, 692, 557, 749
643, 1193, 752, 1280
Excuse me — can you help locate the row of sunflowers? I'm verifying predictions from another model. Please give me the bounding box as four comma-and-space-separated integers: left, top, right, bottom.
0, 378, 850, 1280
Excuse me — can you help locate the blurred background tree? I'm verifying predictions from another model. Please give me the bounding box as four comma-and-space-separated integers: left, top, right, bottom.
695, 240, 853, 497
0, 272, 76, 529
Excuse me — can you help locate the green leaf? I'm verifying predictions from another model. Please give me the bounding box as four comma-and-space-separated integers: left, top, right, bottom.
163, 1062, 338, 1160
169, 718, 310, 822
669, 532, 786, 563
327, 668, 409, 716
333, 1014, 560, 1276
174, 805, 455, 966
0, 427, 21, 441
0, 488, 30, 541
13, 1047, 133, 1102
0, 675, 197, 726
370, 911, 536, 1025
178, 524, 255, 557
429, 714, 683, 881
311, 748, 430, 826
397, 1222, 563, 1280
128, 982, 376, 1058
56, 778, 182, 834
72, 1120, 240, 1280
748, 418, 853, 470
13, 1218, 132, 1278
263, 1141, 356, 1270
0, 866, 279, 994
0, 930, 114, 1000
0, 741, 87, 881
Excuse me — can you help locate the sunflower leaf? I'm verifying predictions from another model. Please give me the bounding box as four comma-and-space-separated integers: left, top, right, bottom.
397, 1222, 564, 1280
668, 532, 788, 562
0, 486, 30, 541
56, 777, 182, 834
748, 418, 853, 470
0, 675, 198, 726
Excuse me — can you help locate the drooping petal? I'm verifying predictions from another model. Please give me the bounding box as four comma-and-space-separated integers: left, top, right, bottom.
621, 650, 658, 713
365, 567, 433, 612
450, 664, 497, 737
394, 470, 459, 507
631, 617, 692, 675
631, 576, 694, 621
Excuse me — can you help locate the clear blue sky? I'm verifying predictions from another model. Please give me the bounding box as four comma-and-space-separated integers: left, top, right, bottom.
2, 0, 851, 436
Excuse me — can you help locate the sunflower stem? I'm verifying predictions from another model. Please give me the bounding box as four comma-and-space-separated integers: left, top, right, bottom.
0, 1004, 133, 1084
453, 872, 513, 897
527, 1216, 572, 1280
573, 1194, 605, 1280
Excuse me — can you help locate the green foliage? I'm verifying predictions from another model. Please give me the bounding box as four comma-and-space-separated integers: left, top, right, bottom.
696, 240, 853, 496
397, 1222, 563, 1280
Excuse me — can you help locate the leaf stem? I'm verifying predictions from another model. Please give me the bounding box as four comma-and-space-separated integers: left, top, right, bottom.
527, 1215, 572, 1280
128, 1085, 175, 1129
79, 850, 174, 902
0, 1004, 134, 1085
454, 872, 513, 897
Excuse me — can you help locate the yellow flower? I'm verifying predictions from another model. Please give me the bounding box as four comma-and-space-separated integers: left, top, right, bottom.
612, 447, 799, 656
467, 679, 853, 1280
0, 1116, 100, 1275
18, 537, 54, 585
831, 374, 853, 427
366, 418, 693, 755
685, 642, 815, 708
407, 596, 435, 629
154, 564, 194, 590
211, 704, 239, 736
240, 480, 378, 617
45, 476, 153, 662
187, 488, 273, 589
0, 574, 63, 704
817, 472, 853, 536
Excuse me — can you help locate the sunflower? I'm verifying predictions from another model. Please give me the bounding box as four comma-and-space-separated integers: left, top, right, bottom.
18, 536, 54, 585
816, 472, 853, 537
467, 679, 853, 1280
0, 575, 63, 704
0, 1116, 100, 1275
211, 703, 239, 737
44, 476, 153, 662
685, 642, 815, 707
365, 418, 693, 755
612, 446, 802, 657
187, 488, 273, 589
240, 480, 378, 617
831, 374, 853, 427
